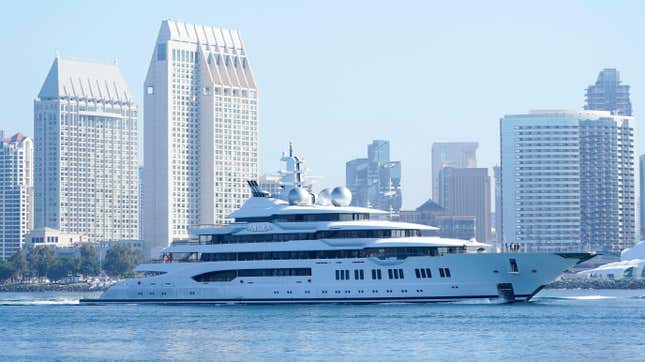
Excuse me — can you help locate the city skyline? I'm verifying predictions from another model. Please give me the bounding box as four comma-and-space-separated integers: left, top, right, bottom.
1, 1, 643, 209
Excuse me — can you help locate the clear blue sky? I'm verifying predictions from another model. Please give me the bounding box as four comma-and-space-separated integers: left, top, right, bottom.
1, 0, 643, 208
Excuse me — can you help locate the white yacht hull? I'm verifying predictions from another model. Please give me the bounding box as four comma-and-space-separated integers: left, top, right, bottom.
81, 252, 591, 304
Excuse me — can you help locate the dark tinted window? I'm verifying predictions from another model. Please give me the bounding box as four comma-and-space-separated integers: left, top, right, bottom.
236, 213, 370, 223
192, 268, 311, 282
204, 228, 423, 245
197, 246, 456, 263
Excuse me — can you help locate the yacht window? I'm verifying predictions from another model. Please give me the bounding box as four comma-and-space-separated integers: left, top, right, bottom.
445, 268, 451, 277
196, 246, 454, 263
345, 270, 350, 280
388, 269, 393, 279
623, 267, 634, 279
420, 268, 426, 278
193, 268, 311, 282
415, 269, 421, 278
203, 228, 426, 245
439, 268, 445, 278
335, 270, 340, 280
359, 270, 364, 280
425, 268, 432, 278
399, 269, 404, 279
509, 258, 519, 273
236, 213, 371, 223
193, 270, 237, 282
372, 269, 382, 280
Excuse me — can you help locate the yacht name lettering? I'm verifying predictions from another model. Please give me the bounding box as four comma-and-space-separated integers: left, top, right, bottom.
247, 223, 273, 232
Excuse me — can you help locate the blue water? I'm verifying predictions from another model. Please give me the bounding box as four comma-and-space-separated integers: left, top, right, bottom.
0, 289, 644, 361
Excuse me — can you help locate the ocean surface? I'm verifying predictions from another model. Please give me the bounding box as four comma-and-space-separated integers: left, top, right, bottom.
0, 289, 643, 361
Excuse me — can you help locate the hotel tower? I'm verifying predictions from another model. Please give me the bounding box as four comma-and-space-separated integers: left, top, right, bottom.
34, 57, 139, 241
143, 20, 259, 256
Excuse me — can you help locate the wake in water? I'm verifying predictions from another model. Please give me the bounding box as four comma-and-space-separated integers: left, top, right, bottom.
536, 295, 617, 301
447, 298, 502, 305
0, 298, 80, 306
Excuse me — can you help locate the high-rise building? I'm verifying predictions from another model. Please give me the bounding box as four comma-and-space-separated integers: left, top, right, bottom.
585, 68, 632, 116
0, 133, 33, 259
437, 167, 491, 242
493, 165, 502, 246
640, 155, 645, 240
501, 110, 635, 253
139, 166, 144, 241
346, 158, 369, 207
34, 57, 139, 242
143, 20, 259, 255
399, 199, 476, 240
346, 140, 401, 216
431, 142, 478, 204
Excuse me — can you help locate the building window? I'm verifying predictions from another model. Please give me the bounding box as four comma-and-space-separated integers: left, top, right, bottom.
146, 86, 154, 95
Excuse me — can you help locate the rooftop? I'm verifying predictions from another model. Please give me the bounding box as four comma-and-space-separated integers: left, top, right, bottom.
157, 19, 245, 50
1, 132, 28, 144
504, 109, 632, 120
38, 57, 133, 103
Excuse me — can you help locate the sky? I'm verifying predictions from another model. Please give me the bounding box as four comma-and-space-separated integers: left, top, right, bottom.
1, 0, 643, 209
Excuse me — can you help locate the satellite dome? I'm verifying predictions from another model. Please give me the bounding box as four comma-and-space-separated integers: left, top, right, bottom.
288, 187, 312, 206
331, 186, 352, 207
316, 188, 332, 206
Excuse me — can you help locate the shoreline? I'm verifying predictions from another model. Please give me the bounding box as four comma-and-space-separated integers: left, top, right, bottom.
545, 279, 645, 290
0, 282, 109, 293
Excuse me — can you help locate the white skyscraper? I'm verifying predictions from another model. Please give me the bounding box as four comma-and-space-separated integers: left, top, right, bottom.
501, 110, 635, 253
0, 133, 33, 259
34, 57, 139, 242
144, 20, 259, 256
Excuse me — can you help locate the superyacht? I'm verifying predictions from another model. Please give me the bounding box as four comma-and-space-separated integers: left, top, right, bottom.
82, 182, 593, 304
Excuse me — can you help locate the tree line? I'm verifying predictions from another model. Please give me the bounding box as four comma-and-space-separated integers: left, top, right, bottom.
0, 244, 144, 284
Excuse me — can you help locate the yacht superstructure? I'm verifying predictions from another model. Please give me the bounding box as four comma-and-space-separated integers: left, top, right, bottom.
82, 182, 593, 304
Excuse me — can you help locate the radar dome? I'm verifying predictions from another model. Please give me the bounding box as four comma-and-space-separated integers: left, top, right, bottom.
316, 188, 332, 206
331, 186, 352, 207
288, 187, 312, 206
